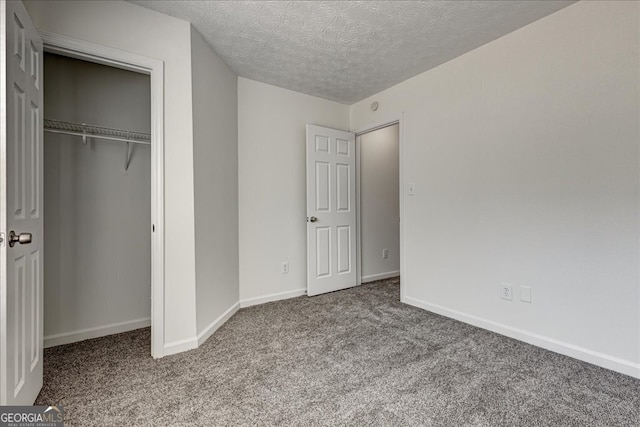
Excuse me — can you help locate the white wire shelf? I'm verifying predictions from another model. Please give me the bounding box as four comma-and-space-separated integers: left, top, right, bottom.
44, 118, 151, 144
44, 118, 151, 170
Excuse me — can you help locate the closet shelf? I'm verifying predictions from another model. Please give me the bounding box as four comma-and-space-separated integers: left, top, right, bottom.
44, 119, 151, 144
44, 119, 151, 171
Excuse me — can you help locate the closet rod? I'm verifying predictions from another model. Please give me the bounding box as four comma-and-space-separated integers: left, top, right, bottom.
44, 128, 151, 145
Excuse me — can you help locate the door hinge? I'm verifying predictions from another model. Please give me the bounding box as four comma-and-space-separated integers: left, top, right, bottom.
0, 232, 5, 247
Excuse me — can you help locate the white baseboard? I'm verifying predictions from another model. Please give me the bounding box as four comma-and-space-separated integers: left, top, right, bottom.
197, 302, 240, 346
167, 293, 299, 354
404, 296, 640, 379
362, 270, 400, 283
44, 318, 151, 348
240, 288, 306, 308
163, 336, 198, 356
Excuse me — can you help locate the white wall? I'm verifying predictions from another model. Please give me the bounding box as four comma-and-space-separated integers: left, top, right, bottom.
43, 54, 151, 346
190, 27, 240, 340
24, 0, 198, 350
238, 78, 349, 304
359, 124, 400, 282
350, 1, 640, 377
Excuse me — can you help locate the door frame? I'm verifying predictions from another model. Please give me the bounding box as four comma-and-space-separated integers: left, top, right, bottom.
353, 114, 405, 302
39, 32, 166, 358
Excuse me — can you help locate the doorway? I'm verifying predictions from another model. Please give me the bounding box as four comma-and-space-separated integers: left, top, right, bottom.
41, 33, 165, 358
356, 123, 400, 285
305, 119, 404, 299
42, 53, 152, 351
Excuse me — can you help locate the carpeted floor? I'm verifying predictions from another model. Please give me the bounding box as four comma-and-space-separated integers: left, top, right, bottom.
36, 277, 639, 426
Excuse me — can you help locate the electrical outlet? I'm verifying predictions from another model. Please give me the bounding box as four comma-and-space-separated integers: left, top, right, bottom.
281, 262, 289, 274
520, 286, 531, 303
382, 248, 389, 259
501, 284, 513, 301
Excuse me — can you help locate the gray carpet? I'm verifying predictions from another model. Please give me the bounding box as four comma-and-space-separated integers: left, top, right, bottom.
36, 277, 639, 426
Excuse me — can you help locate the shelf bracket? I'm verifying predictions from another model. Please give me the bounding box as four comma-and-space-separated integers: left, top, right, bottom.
125, 141, 132, 171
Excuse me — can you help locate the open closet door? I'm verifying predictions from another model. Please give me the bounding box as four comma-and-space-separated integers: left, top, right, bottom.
0, 0, 44, 405
306, 125, 356, 296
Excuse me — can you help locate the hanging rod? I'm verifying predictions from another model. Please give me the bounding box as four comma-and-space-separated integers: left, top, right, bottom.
44, 119, 150, 171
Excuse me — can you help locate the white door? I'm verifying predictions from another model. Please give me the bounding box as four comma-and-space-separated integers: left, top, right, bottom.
306, 125, 356, 296
0, 0, 44, 405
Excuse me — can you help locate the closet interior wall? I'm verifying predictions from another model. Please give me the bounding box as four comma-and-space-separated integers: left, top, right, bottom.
43, 53, 151, 347
359, 124, 400, 282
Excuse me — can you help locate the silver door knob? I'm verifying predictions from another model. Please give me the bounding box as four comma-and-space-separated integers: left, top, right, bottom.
9, 231, 32, 247
309, 216, 318, 223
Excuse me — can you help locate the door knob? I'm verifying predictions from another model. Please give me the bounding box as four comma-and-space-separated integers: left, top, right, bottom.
309, 216, 318, 223
9, 231, 32, 247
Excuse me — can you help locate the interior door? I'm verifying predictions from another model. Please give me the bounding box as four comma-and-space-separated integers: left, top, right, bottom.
1, 0, 44, 405
306, 125, 356, 296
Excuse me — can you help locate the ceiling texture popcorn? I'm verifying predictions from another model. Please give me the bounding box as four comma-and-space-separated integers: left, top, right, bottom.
132, 1, 574, 104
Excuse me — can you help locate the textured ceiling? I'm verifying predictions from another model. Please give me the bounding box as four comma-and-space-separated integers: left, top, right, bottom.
131, 1, 574, 104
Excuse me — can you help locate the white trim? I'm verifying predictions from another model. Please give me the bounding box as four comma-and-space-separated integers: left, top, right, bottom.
44, 318, 151, 348
38, 32, 166, 358
41, 34, 150, 74
361, 270, 400, 283
196, 302, 240, 346
352, 114, 402, 136
240, 289, 306, 308
404, 295, 640, 379
355, 134, 362, 286
163, 337, 198, 357
353, 115, 405, 300
398, 114, 406, 302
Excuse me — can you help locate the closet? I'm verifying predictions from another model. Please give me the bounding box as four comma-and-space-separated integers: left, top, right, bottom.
43, 53, 151, 348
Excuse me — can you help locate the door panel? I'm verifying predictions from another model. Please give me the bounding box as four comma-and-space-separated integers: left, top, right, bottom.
30, 101, 40, 218
316, 227, 331, 278
336, 225, 351, 274
315, 162, 330, 211
306, 125, 356, 296
1, 0, 44, 405
336, 163, 350, 211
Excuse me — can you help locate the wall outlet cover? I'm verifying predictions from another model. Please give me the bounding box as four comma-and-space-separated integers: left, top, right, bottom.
501, 284, 513, 301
